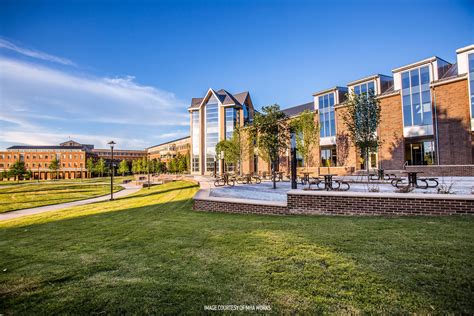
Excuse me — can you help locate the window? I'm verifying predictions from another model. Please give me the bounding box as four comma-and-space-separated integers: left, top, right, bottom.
405, 139, 436, 165
353, 81, 375, 96
321, 146, 337, 167
225, 107, 238, 139
401, 66, 432, 127
39, 154, 43, 158
205, 96, 219, 173
192, 110, 200, 173
469, 53, 474, 119
45, 155, 48, 159
318, 93, 336, 138
45, 163, 48, 167
62, 155, 66, 159
26, 155, 30, 159
38, 163, 41, 167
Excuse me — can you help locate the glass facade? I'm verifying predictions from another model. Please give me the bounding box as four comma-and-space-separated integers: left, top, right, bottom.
405, 139, 436, 165
469, 53, 474, 119
225, 107, 238, 139
353, 81, 375, 96
191, 111, 200, 173
318, 93, 336, 138
401, 66, 432, 127
205, 96, 219, 173
321, 146, 337, 167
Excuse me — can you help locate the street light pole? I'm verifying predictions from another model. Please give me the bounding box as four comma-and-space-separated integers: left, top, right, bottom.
108, 141, 116, 200
147, 153, 151, 189
290, 131, 297, 189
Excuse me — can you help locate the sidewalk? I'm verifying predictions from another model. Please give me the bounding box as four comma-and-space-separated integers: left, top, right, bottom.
0, 184, 142, 221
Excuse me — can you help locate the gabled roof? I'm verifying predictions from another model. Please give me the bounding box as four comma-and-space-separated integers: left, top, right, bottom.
281, 102, 314, 118
188, 89, 250, 109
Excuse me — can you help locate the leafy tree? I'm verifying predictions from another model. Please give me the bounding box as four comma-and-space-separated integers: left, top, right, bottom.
176, 153, 187, 173
168, 159, 176, 173
86, 158, 95, 178
250, 104, 289, 189
290, 110, 319, 171
96, 158, 106, 177
9, 160, 27, 182
343, 90, 381, 176
118, 159, 129, 176
49, 157, 60, 180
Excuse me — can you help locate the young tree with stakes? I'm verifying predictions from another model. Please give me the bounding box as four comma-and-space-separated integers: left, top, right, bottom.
49, 157, 60, 180
342, 90, 381, 179
86, 158, 95, 178
118, 159, 129, 176
96, 158, 106, 178
9, 160, 27, 183
250, 104, 289, 189
290, 109, 319, 172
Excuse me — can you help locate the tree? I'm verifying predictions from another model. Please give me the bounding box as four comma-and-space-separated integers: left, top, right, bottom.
86, 158, 95, 178
49, 157, 60, 180
216, 126, 248, 175
118, 159, 129, 176
250, 104, 289, 189
343, 90, 381, 177
168, 159, 176, 173
290, 110, 319, 171
9, 160, 27, 182
96, 158, 106, 177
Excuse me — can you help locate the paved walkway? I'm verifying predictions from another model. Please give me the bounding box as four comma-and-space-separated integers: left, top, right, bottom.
0, 184, 142, 221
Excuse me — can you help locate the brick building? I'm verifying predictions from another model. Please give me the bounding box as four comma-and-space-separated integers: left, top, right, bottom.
188, 89, 255, 175
147, 136, 190, 163
0, 140, 147, 180
0, 140, 92, 180
189, 44, 474, 176
92, 148, 146, 161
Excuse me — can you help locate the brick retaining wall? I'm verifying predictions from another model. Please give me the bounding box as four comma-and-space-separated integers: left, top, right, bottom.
405, 165, 474, 177
193, 188, 474, 217
287, 192, 473, 216
193, 199, 288, 215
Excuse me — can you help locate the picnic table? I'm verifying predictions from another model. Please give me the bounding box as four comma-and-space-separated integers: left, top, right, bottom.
392, 171, 439, 189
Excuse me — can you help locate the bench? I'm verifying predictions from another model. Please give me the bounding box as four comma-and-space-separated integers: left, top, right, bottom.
418, 177, 439, 188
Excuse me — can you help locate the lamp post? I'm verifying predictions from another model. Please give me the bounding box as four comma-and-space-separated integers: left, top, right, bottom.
108, 141, 115, 200
213, 156, 217, 178
290, 131, 297, 189
220, 150, 225, 175
147, 153, 151, 189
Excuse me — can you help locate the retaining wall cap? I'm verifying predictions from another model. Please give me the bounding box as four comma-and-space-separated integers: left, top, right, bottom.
288, 189, 474, 201
193, 188, 287, 207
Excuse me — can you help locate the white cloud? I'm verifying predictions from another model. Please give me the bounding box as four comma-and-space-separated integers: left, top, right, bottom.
0, 38, 76, 66
0, 57, 189, 149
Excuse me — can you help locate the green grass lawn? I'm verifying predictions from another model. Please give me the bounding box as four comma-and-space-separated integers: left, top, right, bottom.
1, 181, 473, 314
0, 176, 133, 186
0, 182, 123, 213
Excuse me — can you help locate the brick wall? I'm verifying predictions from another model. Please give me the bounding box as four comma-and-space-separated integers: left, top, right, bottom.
193, 199, 288, 215
287, 192, 473, 216
193, 190, 474, 216
406, 165, 474, 177
433, 79, 473, 165
378, 93, 405, 170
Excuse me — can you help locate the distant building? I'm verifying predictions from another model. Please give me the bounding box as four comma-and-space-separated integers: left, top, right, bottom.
92, 148, 146, 161
0, 140, 147, 180
0, 140, 93, 180
147, 136, 190, 163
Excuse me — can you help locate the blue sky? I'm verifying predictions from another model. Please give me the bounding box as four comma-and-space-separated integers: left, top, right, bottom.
0, 0, 473, 149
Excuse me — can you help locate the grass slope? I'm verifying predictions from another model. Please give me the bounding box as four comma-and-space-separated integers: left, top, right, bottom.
0, 182, 123, 213
0, 181, 473, 314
